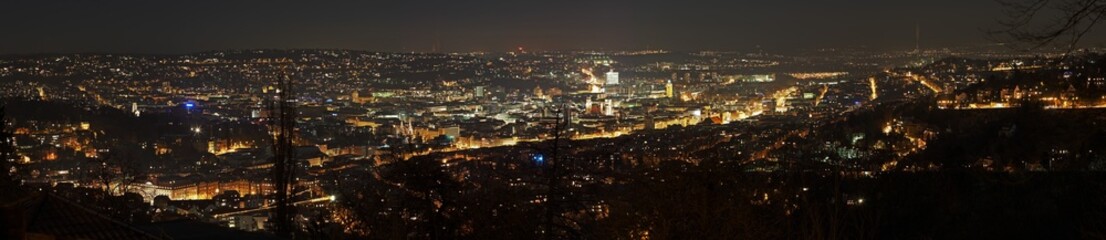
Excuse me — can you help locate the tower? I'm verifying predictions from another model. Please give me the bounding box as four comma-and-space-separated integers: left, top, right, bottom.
915, 23, 920, 53
665, 80, 674, 99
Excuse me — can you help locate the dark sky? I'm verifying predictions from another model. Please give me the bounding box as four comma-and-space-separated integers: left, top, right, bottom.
1, 0, 1096, 54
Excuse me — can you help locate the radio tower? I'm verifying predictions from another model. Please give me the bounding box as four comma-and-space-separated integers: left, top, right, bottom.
915, 23, 921, 53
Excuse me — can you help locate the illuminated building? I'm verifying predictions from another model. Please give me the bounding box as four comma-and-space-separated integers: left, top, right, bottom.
665, 80, 674, 99
604, 99, 614, 116
590, 84, 604, 93
351, 91, 373, 104
585, 97, 594, 114
776, 99, 787, 112
743, 74, 775, 82
443, 126, 461, 138
128, 179, 274, 203
1089, 77, 1105, 88
131, 102, 140, 117
605, 70, 619, 85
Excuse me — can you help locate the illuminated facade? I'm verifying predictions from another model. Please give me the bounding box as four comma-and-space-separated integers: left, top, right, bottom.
665, 80, 674, 98
605, 71, 619, 85
129, 179, 274, 203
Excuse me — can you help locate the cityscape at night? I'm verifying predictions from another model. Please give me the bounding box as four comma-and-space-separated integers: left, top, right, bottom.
4, 1, 1106, 239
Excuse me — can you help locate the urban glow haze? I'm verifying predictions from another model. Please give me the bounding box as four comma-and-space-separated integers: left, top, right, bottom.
0, 0, 1053, 53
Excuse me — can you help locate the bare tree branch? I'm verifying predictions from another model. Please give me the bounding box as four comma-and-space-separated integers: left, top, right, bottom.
991, 0, 1106, 51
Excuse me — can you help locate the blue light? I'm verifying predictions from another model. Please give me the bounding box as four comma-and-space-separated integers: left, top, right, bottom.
532, 153, 545, 165
184, 102, 195, 109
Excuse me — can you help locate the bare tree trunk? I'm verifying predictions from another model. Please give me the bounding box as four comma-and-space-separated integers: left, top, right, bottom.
0, 105, 15, 188
271, 69, 298, 237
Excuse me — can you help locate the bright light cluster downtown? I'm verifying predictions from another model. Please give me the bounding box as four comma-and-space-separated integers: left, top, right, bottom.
4, 1, 1106, 239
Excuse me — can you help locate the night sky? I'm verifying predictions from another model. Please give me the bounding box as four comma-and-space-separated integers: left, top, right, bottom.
1, 0, 1098, 54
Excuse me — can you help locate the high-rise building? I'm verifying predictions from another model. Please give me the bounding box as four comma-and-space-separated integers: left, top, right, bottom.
605, 71, 619, 85
132, 102, 141, 117
604, 99, 614, 116
665, 80, 674, 99
586, 97, 593, 112
474, 86, 485, 98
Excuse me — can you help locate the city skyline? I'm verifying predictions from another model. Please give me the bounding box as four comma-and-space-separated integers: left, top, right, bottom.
5, 1, 1106, 239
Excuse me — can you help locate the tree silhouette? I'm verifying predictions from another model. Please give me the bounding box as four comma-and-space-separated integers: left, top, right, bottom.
0, 104, 19, 196
269, 70, 299, 237
77, 146, 151, 223
994, 0, 1106, 50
